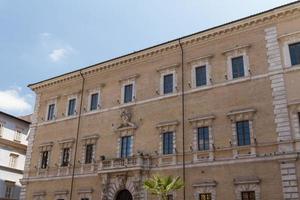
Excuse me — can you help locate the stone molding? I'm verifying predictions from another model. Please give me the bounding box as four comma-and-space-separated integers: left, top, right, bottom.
234, 177, 261, 200
193, 179, 217, 200
77, 188, 93, 200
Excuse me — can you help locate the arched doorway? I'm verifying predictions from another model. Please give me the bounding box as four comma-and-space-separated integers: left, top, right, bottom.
115, 189, 133, 200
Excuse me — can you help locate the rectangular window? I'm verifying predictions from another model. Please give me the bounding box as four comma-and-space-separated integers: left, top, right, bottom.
41, 151, 49, 169
236, 120, 251, 146
241, 191, 256, 200
232, 56, 245, 79
68, 98, 76, 116
163, 132, 173, 155
121, 136, 132, 158
199, 193, 212, 200
14, 130, 22, 142
163, 74, 174, 94
85, 144, 93, 164
167, 194, 173, 200
5, 182, 14, 199
195, 65, 207, 87
0, 123, 3, 137
81, 198, 89, 200
198, 127, 209, 151
298, 112, 300, 127
47, 103, 55, 120
90, 93, 99, 111
289, 42, 300, 66
124, 84, 133, 103
61, 148, 70, 167
9, 154, 18, 168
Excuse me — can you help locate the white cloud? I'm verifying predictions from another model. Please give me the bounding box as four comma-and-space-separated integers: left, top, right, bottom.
49, 48, 69, 62
0, 89, 32, 114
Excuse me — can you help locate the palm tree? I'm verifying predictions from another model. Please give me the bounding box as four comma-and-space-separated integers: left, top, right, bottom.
143, 175, 184, 200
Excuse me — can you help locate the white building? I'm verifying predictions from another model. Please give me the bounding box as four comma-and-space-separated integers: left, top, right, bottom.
0, 111, 30, 200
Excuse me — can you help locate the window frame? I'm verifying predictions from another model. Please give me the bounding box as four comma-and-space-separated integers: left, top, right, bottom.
160, 69, 177, 95
282, 35, 300, 68
14, 129, 22, 142
41, 150, 49, 169
46, 103, 56, 121
231, 56, 245, 79
121, 80, 136, 104
288, 42, 300, 66
162, 132, 174, 155
241, 191, 256, 200
224, 46, 250, 80
66, 95, 77, 117
199, 193, 212, 200
8, 153, 18, 168
120, 136, 132, 158
236, 120, 251, 146
197, 126, 210, 151
88, 89, 101, 112
61, 147, 70, 167
85, 144, 94, 164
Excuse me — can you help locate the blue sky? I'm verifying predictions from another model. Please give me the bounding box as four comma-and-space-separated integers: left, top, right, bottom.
0, 0, 296, 116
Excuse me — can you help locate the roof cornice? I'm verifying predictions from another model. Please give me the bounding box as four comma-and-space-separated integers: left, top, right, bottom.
28, 1, 300, 91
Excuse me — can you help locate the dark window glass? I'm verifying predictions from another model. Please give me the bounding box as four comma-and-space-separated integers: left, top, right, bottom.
68, 98, 76, 116
81, 198, 89, 200
47, 104, 55, 120
90, 93, 99, 111
163, 74, 173, 94
196, 65, 207, 86
121, 136, 132, 158
41, 151, 49, 169
232, 56, 245, 79
198, 127, 209, 151
163, 132, 173, 155
124, 84, 133, 103
298, 112, 300, 127
236, 121, 251, 146
61, 148, 70, 167
167, 194, 173, 200
85, 144, 93, 164
199, 193, 212, 200
241, 191, 256, 200
289, 42, 300, 66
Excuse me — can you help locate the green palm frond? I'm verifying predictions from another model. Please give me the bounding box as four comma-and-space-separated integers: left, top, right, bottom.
143, 175, 184, 199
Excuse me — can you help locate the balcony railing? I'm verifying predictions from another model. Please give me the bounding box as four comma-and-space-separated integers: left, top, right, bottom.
99, 155, 151, 172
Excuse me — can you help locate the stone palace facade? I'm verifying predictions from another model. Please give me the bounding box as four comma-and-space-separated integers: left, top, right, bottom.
21, 2, 300, 200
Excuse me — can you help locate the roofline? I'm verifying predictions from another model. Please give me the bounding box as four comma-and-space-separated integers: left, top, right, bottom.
28, 0, 300, 89
0, 111, 31, 124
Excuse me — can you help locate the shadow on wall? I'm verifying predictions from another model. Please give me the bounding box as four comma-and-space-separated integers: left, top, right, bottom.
0, 178, 21, 200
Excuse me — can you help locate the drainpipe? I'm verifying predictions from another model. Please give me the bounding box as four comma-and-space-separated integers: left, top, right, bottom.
178, 39, 186, 200
69, 71, 85, 200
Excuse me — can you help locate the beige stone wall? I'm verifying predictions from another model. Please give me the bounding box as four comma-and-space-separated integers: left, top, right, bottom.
22, 3, 300, 200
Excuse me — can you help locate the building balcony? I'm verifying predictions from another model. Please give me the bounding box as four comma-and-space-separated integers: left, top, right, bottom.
98, 155, 151, 173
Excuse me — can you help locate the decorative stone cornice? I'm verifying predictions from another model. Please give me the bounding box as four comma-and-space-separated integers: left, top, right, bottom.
38, 142, 53, 151
156, 120, 179, 133
222, 44, 251, 55
58, 138, 75, 148
28, 2, 300, 91
192, 179, 217, 187
156, 63, 179, 72
33, 191, 46, 197
233, 176, 261, 185
118, 74, 140, 83
188, 114, 215, 128
81, 135, 99, 145
227, 108, 256, 122
77, 188, 93, 194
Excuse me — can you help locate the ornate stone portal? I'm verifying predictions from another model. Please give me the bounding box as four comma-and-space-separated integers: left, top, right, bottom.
100, 171, 147, 200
